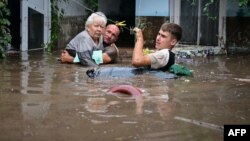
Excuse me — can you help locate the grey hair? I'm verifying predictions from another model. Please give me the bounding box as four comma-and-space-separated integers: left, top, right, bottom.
85, 12, 107, 29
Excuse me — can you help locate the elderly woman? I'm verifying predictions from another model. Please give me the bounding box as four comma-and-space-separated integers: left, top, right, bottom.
60, 12, 107, 66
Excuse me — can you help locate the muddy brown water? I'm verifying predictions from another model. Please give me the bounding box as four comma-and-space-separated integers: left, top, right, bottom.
0, 50, 250, 141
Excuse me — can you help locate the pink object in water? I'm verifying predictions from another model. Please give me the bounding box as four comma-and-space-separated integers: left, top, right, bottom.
107, 85, 142, 96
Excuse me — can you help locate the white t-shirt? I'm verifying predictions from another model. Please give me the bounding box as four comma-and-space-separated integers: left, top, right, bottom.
148, 49, 170, 69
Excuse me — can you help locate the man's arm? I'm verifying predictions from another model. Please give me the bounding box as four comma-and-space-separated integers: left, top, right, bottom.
60, 50, 74, 63
102, 44, 119, 64
103, 53, 112, 64
132, 28, 151, 67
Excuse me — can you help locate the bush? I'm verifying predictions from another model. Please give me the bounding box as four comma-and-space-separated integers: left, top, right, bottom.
0, 0, 11, 59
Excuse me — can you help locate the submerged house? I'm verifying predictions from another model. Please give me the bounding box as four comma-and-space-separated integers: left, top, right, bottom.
8, 0, 250, 55
8, 0, 51, 51
132, 0, 250, 56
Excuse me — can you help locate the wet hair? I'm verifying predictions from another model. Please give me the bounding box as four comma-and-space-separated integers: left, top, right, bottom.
161, 22, 182, 41
85, 12, 107, 29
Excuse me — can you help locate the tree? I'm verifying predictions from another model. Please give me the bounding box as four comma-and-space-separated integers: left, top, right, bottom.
0, 0, 11, 59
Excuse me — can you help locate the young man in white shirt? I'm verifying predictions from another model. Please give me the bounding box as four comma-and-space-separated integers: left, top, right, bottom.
132, 22, 182, 71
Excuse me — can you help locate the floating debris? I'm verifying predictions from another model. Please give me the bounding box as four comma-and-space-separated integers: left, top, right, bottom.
174, 116, 224, 131
233, 78, 250, 83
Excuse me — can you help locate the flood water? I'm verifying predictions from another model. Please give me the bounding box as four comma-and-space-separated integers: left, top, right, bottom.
0, 50, 250, 141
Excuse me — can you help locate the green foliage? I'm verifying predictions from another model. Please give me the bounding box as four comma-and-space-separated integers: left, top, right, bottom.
188, 0, 197, 6
190, 0, 250, 19
168, 64, 193, 76
239, 0, 250, 7
238, 0, 250, 15
202, 0, 217, 20
0, 0, 11, 59
45, 0, 66, 52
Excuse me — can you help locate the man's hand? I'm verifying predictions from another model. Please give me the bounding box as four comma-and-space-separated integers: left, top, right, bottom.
60, 50, 74, 63
133, 27, 143, 39
132, 27, 151, 67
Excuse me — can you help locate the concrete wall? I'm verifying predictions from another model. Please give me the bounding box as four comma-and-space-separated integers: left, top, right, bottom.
58, 16, 86, 48
57, 0, 87, 48
58, 0, 86, 16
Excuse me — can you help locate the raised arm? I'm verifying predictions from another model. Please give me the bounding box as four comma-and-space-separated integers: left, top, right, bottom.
132, 27, 151, 67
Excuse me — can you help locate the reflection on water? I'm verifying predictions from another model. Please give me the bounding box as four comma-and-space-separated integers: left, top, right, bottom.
0, 50, 250, 141
20, 52, 55, 95
86, 97, 108, 113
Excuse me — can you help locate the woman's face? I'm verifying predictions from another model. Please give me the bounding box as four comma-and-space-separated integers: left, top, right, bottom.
87, 19, 106, 41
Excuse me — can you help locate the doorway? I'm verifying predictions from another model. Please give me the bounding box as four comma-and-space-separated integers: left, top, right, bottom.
28, 8, 44, 50
99, 0, 135, 47
7, 0, 21, 50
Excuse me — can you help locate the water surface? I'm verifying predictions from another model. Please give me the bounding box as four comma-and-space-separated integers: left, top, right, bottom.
0, 50, 250, 141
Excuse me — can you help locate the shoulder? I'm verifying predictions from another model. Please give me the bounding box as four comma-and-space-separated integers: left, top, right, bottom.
104, 46, 117, 56
149, 49, 169, 58
148, 49, 171, 69
76, 30, 89, 38
71, 30, 88, 40
104, 44, 119, 53
110, 43, 119, 54
158, 49, 170, 54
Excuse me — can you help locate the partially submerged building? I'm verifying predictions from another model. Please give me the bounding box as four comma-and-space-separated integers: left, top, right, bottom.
8, 0, 50, 51
7, 0, 250, 55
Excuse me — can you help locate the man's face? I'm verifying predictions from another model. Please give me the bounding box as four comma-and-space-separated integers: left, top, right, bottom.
155, 29, 177, 50
87, 19, 105, 41
103, 25, 120, 44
